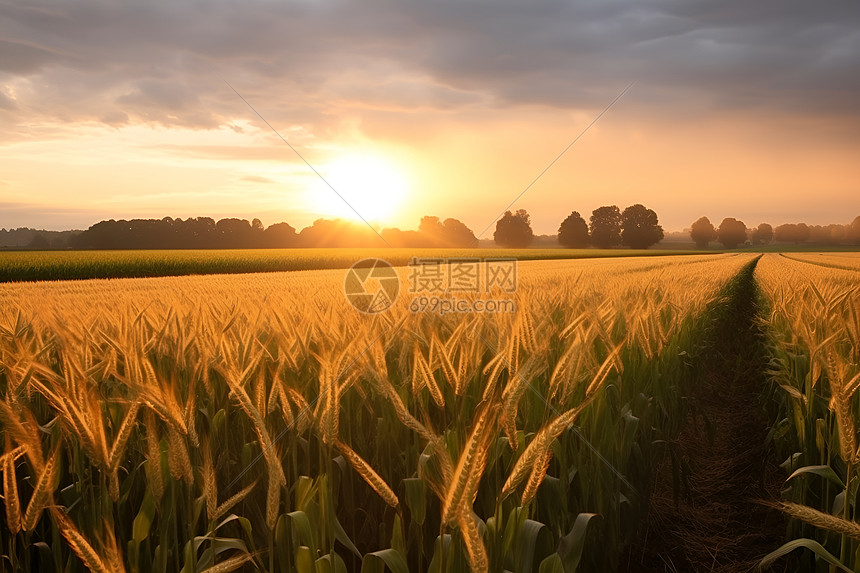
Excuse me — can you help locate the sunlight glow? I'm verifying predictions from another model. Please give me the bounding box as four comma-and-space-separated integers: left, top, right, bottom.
307, 152, 411, 225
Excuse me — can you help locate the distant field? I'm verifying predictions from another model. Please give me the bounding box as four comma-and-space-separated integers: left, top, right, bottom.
736, 243, 860, 253
0, 247, 708, 282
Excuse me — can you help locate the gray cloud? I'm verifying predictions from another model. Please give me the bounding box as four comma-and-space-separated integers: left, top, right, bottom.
0, 0, 858, 136
0, 38, 67, 74
0, 88, 16, 110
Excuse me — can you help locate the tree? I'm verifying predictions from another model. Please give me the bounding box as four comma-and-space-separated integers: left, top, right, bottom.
620, 204, 664, 249
415, 216, 477, 247
751, 223, 773, 245
690, 217, 717, 249
717, 218, 747, 249
263, 222, 297, 247
494, 209, 534, 248
557, 211, 589, 248
27, 233, 50, 249
441, 218, 478, 247
849, 216, 860, 245
589, 206, 622, 248
215, 218, 253, 248
418, 216, 446, 246
810, 224, 846, 245
774, 223, 810, 245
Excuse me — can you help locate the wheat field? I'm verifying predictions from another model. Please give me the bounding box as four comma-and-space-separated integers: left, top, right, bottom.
756, 254, 860, 570
0, 253, 795, 572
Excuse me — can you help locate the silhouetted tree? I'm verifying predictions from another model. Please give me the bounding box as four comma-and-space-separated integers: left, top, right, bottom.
250, 218, 266, 247
751, 223, 773, 245
850, 216, 860, 245
66, 214, 470, 249
73, 216, 282, 249
690, 217, 718, 249
589, 206, 622, 248
621, 204, 664, 249
717, 218, 747, 249
442, 218, 478, 247
418, 216, 446, 245
412, 216, 478, 247
263, 222, 298, 247
177, 217, 217, 248
774, 223, 810, 245
809, 224, 845, 245
494, 209, 534, 248
215, 218, 254, 248
27, 233, 50, 249
557, 211, 589, 248
3, 228, 78, 249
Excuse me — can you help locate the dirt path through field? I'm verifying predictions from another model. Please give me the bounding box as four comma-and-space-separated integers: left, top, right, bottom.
620, 259, 787, 572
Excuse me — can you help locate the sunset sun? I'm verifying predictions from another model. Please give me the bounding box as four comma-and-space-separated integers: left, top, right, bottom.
309, 153, 411, 225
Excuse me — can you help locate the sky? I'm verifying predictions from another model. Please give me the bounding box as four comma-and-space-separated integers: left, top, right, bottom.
1, 0, 859, 235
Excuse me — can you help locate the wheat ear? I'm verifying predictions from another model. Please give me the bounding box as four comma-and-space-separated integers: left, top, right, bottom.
2, 442, 22, 534
775, 501, 860, 540
441, 407, 495, 525
108, 401, 140, 472
49, 508, 117, 573
336, 441, 399, 509
23, 443, 60, 532
458, 511, 489, 573
213, 480, 258, 522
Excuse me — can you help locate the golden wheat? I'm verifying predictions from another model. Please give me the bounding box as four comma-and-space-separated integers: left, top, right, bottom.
0, 253, 753, 569
335, 440, 399, 509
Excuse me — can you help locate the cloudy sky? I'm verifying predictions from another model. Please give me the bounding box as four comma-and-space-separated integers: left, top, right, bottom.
1, 0, 859, 234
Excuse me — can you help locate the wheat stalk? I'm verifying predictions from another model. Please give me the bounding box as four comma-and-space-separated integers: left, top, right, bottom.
167, 426, 193, 485
198, 553, 253, 573
317, 361, 340, 446
0, 397, 45, 474
773, 501, 860, 540
503, 396, 596, 497
22, 443, 60, 532
144, 410, 164, 499
521, 449, 553, 505
441, 406, 495, 525
213, 480, 258, 522
458, 511, 489, 573
2, 441, 22, 534
49, 508, 119, 573
413, 345, 444, 407
108, 401, 140, 472
336, 440, 399, 509
265, 469, 281, 530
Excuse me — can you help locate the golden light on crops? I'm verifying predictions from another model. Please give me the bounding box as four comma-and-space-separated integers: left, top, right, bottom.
307, 152, 411, 225
2, 253, 860, 570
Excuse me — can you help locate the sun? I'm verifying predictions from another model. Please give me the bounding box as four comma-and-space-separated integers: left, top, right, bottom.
308, 152, 410, 225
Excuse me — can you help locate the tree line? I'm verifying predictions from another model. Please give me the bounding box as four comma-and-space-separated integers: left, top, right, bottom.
0, 228, 79, 249
67, 205, 665, 250
68, 216, 481, 249
690, 216, 860, 248
13, 209, 859, 250
493, 203, 665, 249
